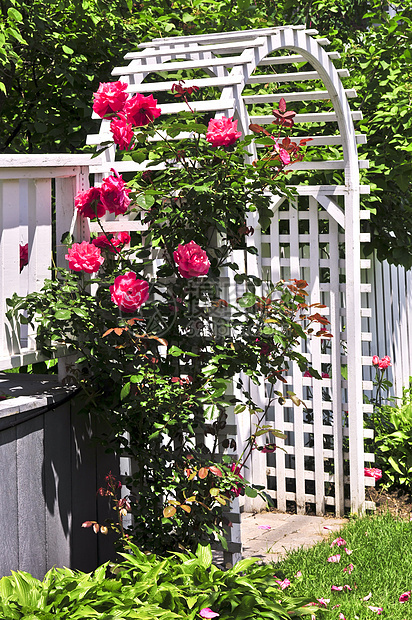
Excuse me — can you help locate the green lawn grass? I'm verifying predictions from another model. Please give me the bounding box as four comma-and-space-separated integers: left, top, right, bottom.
271, 513, 412, 619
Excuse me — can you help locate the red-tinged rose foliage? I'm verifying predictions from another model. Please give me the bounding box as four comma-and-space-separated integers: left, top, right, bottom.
110, 114, 134, 150
93, 81, 129, 119
272, 97, 296, 128
273, 140, 291, 165
110, 272, 149, 313
206, 116, 242, 147
100, 170, 131, 216
173, 241, 210, 278
123, 93, 161, 127
65, 241, 104, 274
19, 243, 28, 272
75, 187, 106, 219
92, 231, 131, 253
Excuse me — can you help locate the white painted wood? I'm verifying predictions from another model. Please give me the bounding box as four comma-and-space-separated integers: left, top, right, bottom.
125, 38, 267, 59
0, 180, 20, 357
250, 111, 362, 124
258, 51, 341, 65
314, 194, 345, 227
244, 89, 357, 104
112, 49, 254, 76
249, 68, 349, 83
308, 196, 325, 515
126, 75, 243, 93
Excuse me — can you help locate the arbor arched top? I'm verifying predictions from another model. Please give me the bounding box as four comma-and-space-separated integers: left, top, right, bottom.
87, 24, 367, 194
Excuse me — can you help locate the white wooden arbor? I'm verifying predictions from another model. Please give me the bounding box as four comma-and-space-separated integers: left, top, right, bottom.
86, 25, 373, 519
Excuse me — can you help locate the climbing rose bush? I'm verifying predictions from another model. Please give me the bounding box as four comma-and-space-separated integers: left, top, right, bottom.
65, 241, 104, 273
92, 232, 131, 253
173, 241, 210, 278
110, 272, 149, 312
100, 169, 131, 215
110, 114, 134, 150
75, 186, 106, 219
8, 87, 322, 557
93, 80, 129, 119
123, 93, 162, 127
206, 116, 242, 147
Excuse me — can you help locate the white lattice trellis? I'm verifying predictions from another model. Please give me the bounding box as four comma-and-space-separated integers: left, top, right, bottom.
85, 25, 374, 522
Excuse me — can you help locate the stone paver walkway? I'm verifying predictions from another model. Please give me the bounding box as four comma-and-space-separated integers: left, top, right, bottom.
241, 511, 348, 563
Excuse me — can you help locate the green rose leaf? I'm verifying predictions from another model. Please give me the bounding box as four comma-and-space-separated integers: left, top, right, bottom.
54, 310, 71, 320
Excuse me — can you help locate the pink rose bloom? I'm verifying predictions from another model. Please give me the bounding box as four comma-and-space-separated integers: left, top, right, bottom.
322, 372, 330, 378
303, 370, 311, 377
110, 272, 149, 313
100, 170, 131, 215
275, 578, 291, 590
364, 467, 382, 481
65, 241, 104, 273
399, 591, 411, 603
173, 241, 210, 278
92, 232, 131, 253
110, 114, 134, 150
75, 187, 106, 219
372, 355, 380, 366
378, 355, 391, 369
20, 243, 29, 271
124, 93, 161, 127
199, 610, 219, 619
206, 116, 242, 147
93, 81, 129, 118
327, 554, 341, 563
330, 537, 346, 547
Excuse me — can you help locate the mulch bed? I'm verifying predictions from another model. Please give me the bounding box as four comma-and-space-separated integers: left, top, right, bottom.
366, 486, 412, 521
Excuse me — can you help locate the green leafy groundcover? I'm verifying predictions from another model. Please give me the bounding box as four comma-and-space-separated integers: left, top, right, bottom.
0, 544, 317, 620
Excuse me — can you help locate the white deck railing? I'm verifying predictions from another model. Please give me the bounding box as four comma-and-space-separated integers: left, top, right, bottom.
0, 154, 100, 371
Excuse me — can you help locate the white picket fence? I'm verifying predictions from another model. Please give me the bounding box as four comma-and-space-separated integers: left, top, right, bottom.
367, 259, 412, 398
0, 154, 94, 370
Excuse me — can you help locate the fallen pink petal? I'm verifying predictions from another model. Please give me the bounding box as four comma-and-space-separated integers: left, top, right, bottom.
331, 537, 347, 548
362, 592, 372, 602
199, 609, 219, 619
275, 578, 291, 590
332, 585, 344, 592
399, 591, 411, 603
368, 606, 383, 614
344, 548, 353, 555
327, 554, 341, 563
339, 614, 346, 620
316, 598, 329, 607
257, 525, 271, 530
343, 563, 354, 574
295, 571, 302, 578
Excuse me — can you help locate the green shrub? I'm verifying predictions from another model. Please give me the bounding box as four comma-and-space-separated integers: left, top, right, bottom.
374, 382, 412, 491
0, 544, 318, 619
